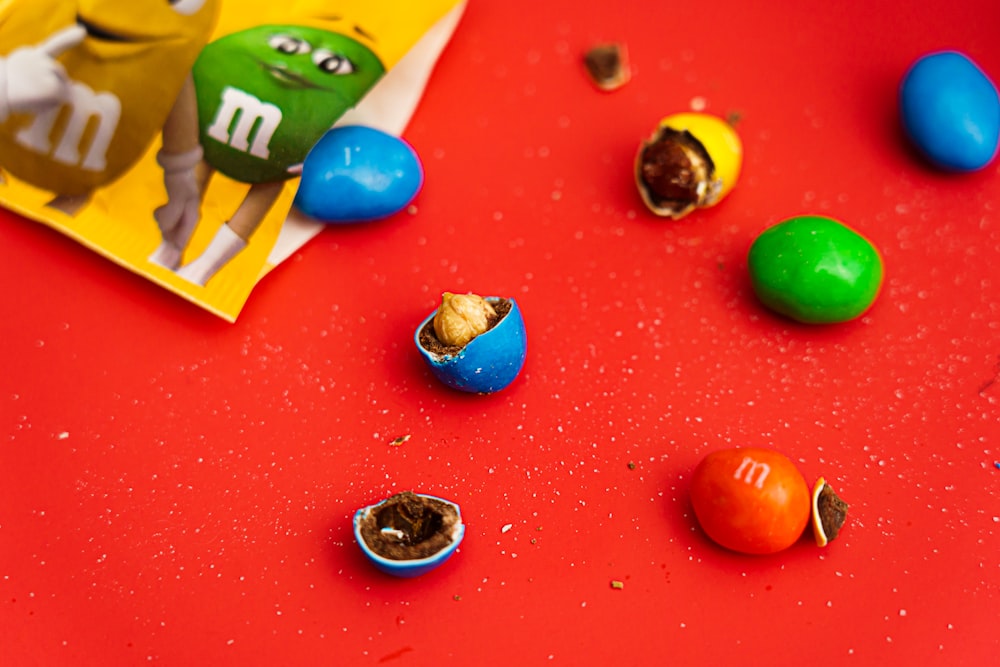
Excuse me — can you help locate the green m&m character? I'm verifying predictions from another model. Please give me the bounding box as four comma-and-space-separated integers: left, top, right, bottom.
166, 0, 461, 287
192, 24, 386, 184
166, 23, 385, 286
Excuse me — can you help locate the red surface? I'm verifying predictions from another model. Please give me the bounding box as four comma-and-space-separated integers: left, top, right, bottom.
3, 1, 999, 665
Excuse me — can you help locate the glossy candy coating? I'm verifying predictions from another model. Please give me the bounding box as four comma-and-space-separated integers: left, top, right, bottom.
353, 494, 465, 578
295, 125, 423, 222
415, 297, 527, 394
690, 447, 811, 555
748, 216, 884, 324
899, 51, 1000, 171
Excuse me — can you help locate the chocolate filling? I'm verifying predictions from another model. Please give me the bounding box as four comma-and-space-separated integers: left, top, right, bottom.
359, 492, 460, 561
638, 128, 713, 210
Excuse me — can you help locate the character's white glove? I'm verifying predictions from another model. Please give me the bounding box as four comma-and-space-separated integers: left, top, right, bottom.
0, 26, 85, 122
149, 147, 204, 270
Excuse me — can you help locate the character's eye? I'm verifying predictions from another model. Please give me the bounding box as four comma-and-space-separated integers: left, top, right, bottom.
268, 35, 311, 55
168, 0, 208, 16
312, 49, 355, 75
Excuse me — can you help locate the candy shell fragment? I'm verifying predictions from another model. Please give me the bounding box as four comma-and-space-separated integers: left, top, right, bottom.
811, 478, 849, 547
583, 43, 630, 91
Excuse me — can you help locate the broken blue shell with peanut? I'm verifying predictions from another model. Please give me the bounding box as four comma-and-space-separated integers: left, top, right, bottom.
415, 292, 527, 393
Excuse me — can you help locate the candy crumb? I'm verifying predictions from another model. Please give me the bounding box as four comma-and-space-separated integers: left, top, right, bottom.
583, 43, 630, 91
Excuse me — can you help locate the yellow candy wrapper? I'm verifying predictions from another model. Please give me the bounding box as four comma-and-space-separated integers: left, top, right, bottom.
0, 0, 466, 321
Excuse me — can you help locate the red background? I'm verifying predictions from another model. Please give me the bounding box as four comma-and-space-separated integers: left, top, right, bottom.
3, 1, 999, 664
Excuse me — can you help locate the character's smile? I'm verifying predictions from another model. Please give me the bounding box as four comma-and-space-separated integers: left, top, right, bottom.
261, 62, 320, 89
76, 16, 131, 43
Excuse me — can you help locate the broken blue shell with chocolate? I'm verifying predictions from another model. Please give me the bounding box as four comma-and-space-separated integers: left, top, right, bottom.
354, 492, 465, 578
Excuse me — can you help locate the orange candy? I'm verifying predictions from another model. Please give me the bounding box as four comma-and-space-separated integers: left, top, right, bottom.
690, 447, 811, 555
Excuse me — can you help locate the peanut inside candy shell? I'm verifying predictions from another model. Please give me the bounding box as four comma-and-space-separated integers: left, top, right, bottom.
433, 292, 497, 347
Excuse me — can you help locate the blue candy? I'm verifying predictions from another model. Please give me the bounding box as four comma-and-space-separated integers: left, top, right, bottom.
294, 125, 424, 222
899, 51, 1000, 171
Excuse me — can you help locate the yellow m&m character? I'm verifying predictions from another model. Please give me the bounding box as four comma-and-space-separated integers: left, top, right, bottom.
0, 0, 220, 203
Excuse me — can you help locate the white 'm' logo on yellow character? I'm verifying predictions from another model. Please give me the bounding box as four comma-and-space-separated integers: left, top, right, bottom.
15, 82, 121, 172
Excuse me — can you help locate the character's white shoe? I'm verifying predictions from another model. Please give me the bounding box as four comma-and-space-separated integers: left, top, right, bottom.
149, 241, 183, 270
175, 224, 247, 286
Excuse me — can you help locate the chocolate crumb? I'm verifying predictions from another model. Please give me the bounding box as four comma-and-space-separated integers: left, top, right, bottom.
359, 492, 460, 561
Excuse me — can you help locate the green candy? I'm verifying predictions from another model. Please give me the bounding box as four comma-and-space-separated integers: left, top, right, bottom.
193, 25, 386, 183
747, 215, 884, 323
